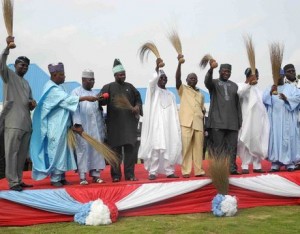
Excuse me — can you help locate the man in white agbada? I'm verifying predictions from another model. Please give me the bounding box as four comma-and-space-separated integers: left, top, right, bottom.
71, 69, 106, 185
138, 61, 182, 180
237, 68, 269, 174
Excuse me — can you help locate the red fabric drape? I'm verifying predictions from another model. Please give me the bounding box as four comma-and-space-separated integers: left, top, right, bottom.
1, 160, 300, 226
1, 183, 300, 226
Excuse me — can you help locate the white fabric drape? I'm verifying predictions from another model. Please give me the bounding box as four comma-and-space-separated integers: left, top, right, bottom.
116, 179, 211, 210
229, 174, 300, 197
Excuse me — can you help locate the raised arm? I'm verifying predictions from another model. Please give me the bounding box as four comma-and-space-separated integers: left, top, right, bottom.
204, 59, 218, 90
175, 58, 182, 90
0, 37, 13, 83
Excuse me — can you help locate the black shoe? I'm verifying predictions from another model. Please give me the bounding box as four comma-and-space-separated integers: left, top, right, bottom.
287, 168, 295, 172
51, 181, 63, 187
148, 174, 156, 180
10, 185, 23, 192
253, 169, 265, 173
295, 165, 300, 170
268, 169, 279, 173
112, 177, 120, 183
20, 182, 33, 188
125, 177, 138, 181
167, 174, 179, 178
241, 169, 249, 174
230, 170, 241, 175
60, 179, 71, 185
182, 174, 190, 178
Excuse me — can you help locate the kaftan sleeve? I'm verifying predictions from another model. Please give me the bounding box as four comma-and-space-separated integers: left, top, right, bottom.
204, 69, 214, 91
262, 87, 272, 106
131, 84, 143, 116
148, 75, 159, 94
237, 83, 251, 97
283, 87, 300, 111
46, 86, 79, 112
0, 48, 10, 83
71, 89, 82, 125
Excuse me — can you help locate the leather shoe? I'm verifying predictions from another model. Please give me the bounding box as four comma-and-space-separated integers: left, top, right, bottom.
125, 177, 138, 181
195, 174, 205, 177
253, 169, 265, 173
10, 185, 23, 192
51, 181, 63, 187
112, 178, 120, 183
182, 174, 190, 178
241, 169, 249, 174
148, 174, 156, 180
20, 182, 33, 188
230, 170, 241, 175
167, 174, 179, 178
287, 168, 295, 172
60, 179, 71, 185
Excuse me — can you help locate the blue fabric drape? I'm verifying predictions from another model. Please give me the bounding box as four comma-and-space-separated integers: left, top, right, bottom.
0, 189, 83, 215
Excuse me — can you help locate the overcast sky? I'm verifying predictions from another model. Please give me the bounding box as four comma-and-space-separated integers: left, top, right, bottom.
1, 0, 299, 91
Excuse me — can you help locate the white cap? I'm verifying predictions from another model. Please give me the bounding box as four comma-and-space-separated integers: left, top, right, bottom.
82, 69, 94, 78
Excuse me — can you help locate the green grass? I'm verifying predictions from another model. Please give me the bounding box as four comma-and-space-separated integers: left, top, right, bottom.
1, 206, 300, 234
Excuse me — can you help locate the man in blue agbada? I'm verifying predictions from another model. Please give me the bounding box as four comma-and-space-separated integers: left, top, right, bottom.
30, 63, 98, 186
263, 66, 300, 172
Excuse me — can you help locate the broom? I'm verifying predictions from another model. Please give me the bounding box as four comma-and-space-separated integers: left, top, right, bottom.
199, 54, 216, 69
243, 34, 257, 85
269, 42, 284, 95
2, 0, 16, 48
138, 42, 165, 67
113, 94, 134, 111
68, 129, 119, 169
207, 148, 230, 195
167, 29, 185, 64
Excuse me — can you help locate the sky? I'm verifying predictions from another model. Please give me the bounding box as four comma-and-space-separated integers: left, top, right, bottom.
1, 0, 300, 91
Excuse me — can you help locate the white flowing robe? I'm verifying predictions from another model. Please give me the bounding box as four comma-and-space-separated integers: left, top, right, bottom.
71, 87, 106, 173
263, 84, 300, 165
237, 83, 270, 167
138, 75, 182, 174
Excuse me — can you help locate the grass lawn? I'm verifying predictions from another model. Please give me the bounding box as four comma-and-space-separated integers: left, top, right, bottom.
1, 205, 300, 234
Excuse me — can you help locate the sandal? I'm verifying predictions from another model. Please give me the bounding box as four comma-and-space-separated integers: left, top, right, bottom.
80, 179, 88, 185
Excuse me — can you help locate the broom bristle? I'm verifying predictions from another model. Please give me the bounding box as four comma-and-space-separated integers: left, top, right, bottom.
199, 54, 214, 69
2, 0, 14, 36
207, 148, 230, 195
243, 34, 256, 75
81, 132, 120, 168
167, 29, 182, 55
113, 95, 133, 110
269, 42, 284, 85
67, 129, 77, 150
138, 42, 161, 63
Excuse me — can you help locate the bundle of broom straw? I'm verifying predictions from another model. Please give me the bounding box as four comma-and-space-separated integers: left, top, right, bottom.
199, 54, 216, 69
167, 29, 185, 64
243, 34, 257, 85
113, 94, 134, 111
139, 42, 165, 67
207, 148, 230, 195
2, 0, 15, 48
68, 129, 119, 169
269, 42, 284, 95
